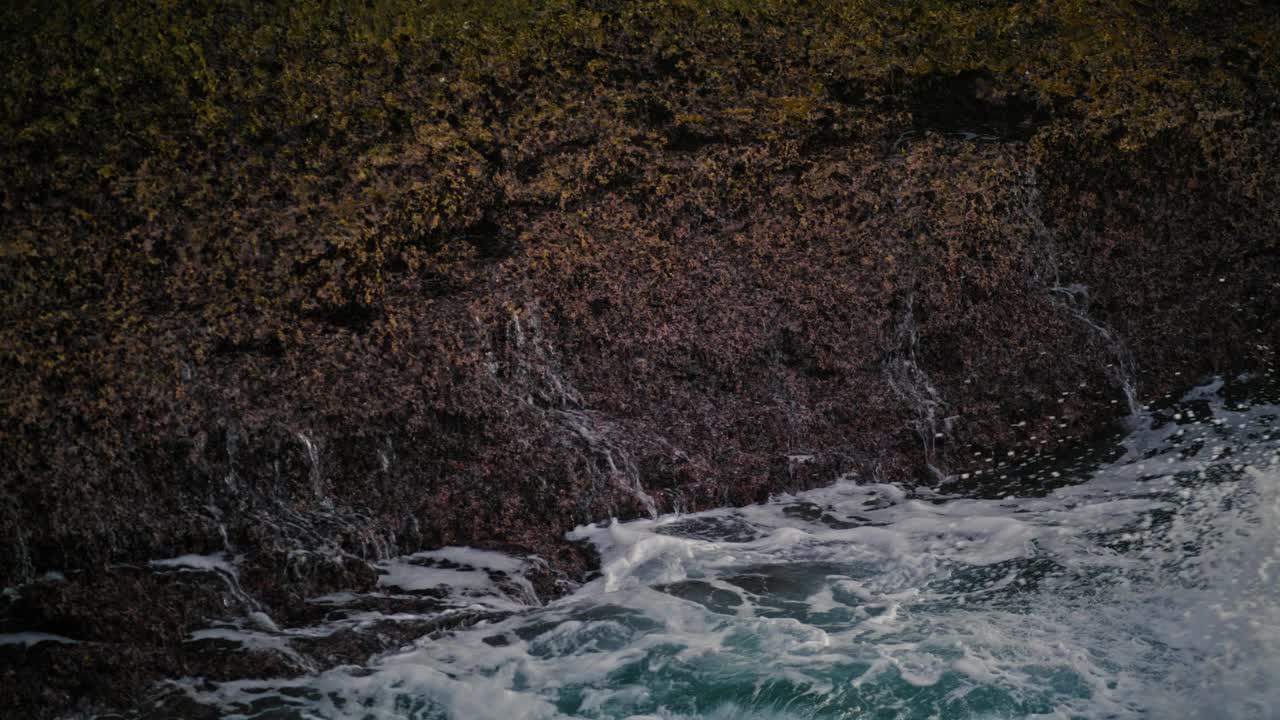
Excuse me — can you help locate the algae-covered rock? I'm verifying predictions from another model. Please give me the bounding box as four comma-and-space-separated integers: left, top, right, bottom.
1, 1, 1277, 716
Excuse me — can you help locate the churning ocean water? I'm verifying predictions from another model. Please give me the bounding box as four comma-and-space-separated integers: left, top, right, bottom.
170, 378, 1280, 720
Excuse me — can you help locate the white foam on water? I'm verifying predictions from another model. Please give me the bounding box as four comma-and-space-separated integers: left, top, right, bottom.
1138, 463, 1280, 720
0, 632, 79, 647
172, 379, 1280, 719
149, 552, 239, 574
189, 626, 315, 671
139, 546, 544, 681
376, 546, 540, 610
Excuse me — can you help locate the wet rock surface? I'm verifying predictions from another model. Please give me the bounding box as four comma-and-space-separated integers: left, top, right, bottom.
1, 1, 1278, 717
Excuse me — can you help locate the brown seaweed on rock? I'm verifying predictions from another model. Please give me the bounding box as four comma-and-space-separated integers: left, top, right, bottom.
1, 0, 1277, 716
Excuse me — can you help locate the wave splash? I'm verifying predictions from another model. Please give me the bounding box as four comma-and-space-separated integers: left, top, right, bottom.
171, 379, 1280, 720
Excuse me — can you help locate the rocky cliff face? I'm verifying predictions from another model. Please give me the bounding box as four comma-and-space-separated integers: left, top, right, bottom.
2, 1, 1277, 716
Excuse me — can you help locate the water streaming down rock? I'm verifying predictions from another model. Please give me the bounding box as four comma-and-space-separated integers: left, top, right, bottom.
491, 304, 659, 519
882, 294, 953, 483
878, 164, 1147, 490
157, 377, 1280, 720
558, 408, 660, 520
1020, 166, 1141, 419
1048, 283, 1141, 419
296, 431, 327, 506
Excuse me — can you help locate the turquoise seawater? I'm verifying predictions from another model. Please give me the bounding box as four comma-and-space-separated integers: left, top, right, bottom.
174, 378, 1280, 719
